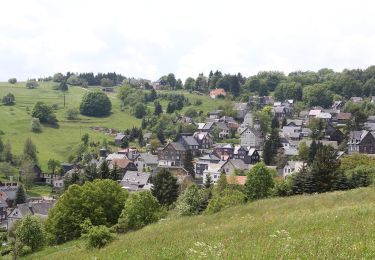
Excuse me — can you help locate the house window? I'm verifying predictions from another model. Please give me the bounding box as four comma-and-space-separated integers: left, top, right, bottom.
214, 175, 217, 179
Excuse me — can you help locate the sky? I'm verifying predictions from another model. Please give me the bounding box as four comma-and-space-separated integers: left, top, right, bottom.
1, 0, 375, 81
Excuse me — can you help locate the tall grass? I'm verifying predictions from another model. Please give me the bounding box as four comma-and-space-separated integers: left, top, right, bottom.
24, 187, 375, 259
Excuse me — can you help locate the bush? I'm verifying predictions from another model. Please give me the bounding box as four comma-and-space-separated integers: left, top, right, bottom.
26, 79, 38, 89
31, 102, 57, 124
244, 162, 275, 201
86, 225, 115, 249
65, 108, 80, 120
133, 103, 146, 119
31, 118, 42, 132
16, 215, 45, 252
2, 93, 15, 105
117, 191, 162, 232
80, 91, 112, 116
20, 246, 32, 256
346, 166, 375, 188
194, 99, 202, 106
176, 185, 209, 216
184, 108, 198, 118
205, 189, 245, 214
8, 78, 17, 84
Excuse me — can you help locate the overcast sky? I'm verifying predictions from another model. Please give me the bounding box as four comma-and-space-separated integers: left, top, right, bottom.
1, 0, 375, 81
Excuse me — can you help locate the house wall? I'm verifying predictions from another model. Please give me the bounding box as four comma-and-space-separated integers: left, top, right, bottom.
240, 130, 259, 147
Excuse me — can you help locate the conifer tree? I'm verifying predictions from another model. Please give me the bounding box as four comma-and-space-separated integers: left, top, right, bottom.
141, 118, 147, 129
151, 169, 179, 206
262, 140, 273, 165
204, 173, 213, 188
271, 115, 280, 129
99, 160, 110, 179
308, 140, 317, 164
120, 138, 129, 149
157, 128, 165, 144
138, 130, 144, 147
110, 163, 120, 180
15, 184, 26, 205
183, 150, 195, 178
154, 101, 163, 116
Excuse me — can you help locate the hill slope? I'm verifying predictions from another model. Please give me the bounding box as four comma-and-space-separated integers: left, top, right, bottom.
26, 188, 375, 259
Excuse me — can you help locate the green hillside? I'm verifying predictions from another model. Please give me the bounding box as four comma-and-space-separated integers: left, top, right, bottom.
0, 82, 141, 170
25, 188, 375, 259
0, 83, 225, 170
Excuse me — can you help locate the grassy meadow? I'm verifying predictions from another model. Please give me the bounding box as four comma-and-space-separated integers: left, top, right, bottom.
0, 82, 141, 170
0, 83, 226, 171
24, 187, 375, 259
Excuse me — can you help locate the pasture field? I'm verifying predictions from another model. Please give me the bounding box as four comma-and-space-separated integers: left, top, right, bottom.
0, 82, 141, 170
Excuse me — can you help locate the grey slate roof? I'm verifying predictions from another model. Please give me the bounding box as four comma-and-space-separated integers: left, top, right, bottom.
115, 133, 126, 141
15, 201, 55, 218
120, 171, 151, 191
214, 121, 229, 131
170, 142, 187, 151
182, 136, 199, 146
202, 122, 214, 130
139, 153, 158, 165
227, 159, 249, 170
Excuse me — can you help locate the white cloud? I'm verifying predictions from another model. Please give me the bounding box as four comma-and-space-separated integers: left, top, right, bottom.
1, 0, 375, 81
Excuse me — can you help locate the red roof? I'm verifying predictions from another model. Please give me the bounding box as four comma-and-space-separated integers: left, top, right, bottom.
337, 112, 352, 120
210, 88, 226, 97
226, 175, 247, 185
111, 158, 131, 169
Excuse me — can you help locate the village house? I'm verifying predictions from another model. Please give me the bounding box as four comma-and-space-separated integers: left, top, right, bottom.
136, 153, 158, 172
335, 112, 352, 125
195, 154, 221, 176
202, 161, 227, 183
272, 106, 289, 118
348, 130, 375, 154
233, 102, 250, 119
308, 109, 322, 118
0, 183, 18, 207
283, 161, 305, 179
233, 146, 261, 164
158, 142, 187, 167
350, 97, 363, 103
240, 127, 262, 148
178, 134, 200, 156
221, 159, 251, 175
208, 110, 222, 120
7, 200, 55, 229
332, 100, 344, 110
0, 198, 7, 221
120, 171, 151, 192
324, 125, 344, 144
114, 133, 127, 146
109, 158, 138, 178
215, 121, 231, 138
193, 132, 213, 151
209, 88, 226, 99
213, 143, 234, 160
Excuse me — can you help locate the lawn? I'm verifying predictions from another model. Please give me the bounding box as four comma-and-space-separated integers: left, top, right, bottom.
26, 185, 53, 197
0, 82, 141, 170
23, 187, 375, 259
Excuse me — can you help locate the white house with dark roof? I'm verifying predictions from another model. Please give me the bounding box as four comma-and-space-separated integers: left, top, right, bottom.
240, 127, 262, 148
283, 161, 305, 179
